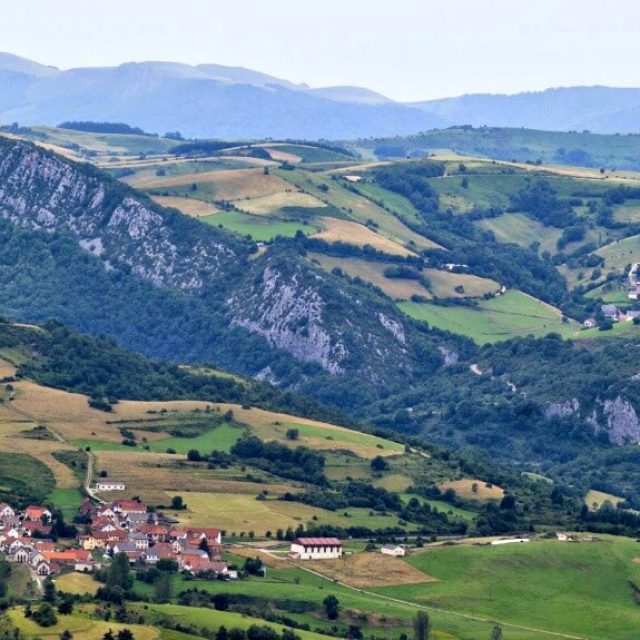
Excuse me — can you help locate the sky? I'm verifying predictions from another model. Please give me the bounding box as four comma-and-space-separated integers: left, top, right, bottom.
2, 0, 640, 101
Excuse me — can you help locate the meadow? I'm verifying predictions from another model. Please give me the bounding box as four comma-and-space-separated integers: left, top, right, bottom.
201, 211, 318, 241
142, 604, 332, 640
398, 290, 576, 344
134, 555, 584, 640
382, 537, 640, 640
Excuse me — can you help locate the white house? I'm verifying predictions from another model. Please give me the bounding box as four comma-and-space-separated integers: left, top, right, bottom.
381, 544, 406, 557
289, 537, 342, 560
0, 504, 15, 520
95, 482, 126, 492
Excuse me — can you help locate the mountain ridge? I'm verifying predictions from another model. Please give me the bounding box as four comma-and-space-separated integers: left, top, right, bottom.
6, 52, 640, 137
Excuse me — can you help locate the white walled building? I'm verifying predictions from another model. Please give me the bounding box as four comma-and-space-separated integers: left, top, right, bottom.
95, 481, 126, 492
381, 544, 406, 557
289, 537, 342, 560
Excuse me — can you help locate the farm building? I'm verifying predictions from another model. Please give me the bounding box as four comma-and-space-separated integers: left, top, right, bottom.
381, 544, 406, 557
95, 481, 126, 492
490, 538, 530, 546
290, 537, 342, 560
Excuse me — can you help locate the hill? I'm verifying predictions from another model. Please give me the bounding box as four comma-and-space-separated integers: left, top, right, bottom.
0, 136, 466, 412
360, 126, 640, 171
409, 85, 640, 134
0, 54, 442, 140
9, 134, 640, 506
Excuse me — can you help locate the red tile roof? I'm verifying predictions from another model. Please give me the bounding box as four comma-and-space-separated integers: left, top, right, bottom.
293, 537, 342, 546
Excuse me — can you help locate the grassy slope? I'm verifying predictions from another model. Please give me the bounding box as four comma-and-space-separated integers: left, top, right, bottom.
381, 537, 640, 640
398, 290, 576, 344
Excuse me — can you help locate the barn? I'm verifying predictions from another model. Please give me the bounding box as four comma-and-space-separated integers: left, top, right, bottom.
289, 537, 342, 560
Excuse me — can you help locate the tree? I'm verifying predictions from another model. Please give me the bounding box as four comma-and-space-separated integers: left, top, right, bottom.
213, 593, 229, 611
216, 626, 229, 640
491, 626, 503, 640
154, 574, 172, 603
323, 595, 339, 620
103, 631, 115, 640
171, 496, 185, 510
107, 553, 133, 591
43, 577, 56, 603
243, 556, 264, 576
117, 631, 134, 640
370, 455, 389, 472
57, 598, 74, 615
187, 449, 202, 462
60, 631, 73, 640
413, 611, 430, 640
33, 603, 58, 627
285, 428, 299, 440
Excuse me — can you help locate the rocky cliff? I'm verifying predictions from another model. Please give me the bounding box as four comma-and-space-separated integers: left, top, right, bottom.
0, 140, 239, 289
0, 137, 451, 399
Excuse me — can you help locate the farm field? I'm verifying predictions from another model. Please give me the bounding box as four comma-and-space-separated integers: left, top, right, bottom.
74, 423, 244, 455
6, 608, 164, 640
142, 604, 332, 640
150, 195, 221, 217
438, 478, 504, 502
381, 537, 640, 640
399, 494, 477, 521
201, 210, 318, 240
585, 489, 624, 510
145, 558, 577, 640
31, 126, 178, 157
310, 217, 415, 256
238, 191, 326, 215
55, 572, 99, 596
213, 403, 404, 458
276, 169, 441, 250
478, 213, 563, 254
163, 492, 405, 534
137, 168, 291, 200
309, 254, 497, 301
398, 290, 576, 344
595, 234, 640, 272
299, 552, 432, 588
348, 181, 424, 225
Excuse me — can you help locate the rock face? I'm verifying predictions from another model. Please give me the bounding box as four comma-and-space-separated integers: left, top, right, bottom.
0, 140, 237, 289
543, 399, 580, 420
591, 397, 640, 445
543, 396, 640, 445
0, 138, 455, 395
227, 255, 418, 381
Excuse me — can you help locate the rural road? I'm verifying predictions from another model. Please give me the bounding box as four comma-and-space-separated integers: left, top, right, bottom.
260, 549, 588, 640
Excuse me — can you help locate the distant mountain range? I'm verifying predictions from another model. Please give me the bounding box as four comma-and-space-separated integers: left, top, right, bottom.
3, 52, 640, 139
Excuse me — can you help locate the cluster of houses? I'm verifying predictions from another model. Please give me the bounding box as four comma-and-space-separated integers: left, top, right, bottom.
0, 503, 91, 577
0, 498, 236, 579
583, 304, 640, 328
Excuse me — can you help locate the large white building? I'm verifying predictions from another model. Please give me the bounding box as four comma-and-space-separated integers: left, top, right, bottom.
381, 544, 406, 557
289, 537, 342, 560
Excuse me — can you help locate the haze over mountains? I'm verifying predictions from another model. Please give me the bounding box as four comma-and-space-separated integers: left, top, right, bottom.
3, 51, 640, 139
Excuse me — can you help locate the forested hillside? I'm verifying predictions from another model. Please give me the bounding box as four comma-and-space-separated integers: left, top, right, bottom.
5, 135, 640, 501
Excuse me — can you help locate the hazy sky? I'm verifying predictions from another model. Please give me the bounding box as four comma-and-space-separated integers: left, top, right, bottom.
2, 0, 640, 101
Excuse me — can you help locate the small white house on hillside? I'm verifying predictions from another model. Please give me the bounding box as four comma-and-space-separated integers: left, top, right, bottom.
95, 481, 126, 492
381, 544, 406, 557
290, 537, 342, 560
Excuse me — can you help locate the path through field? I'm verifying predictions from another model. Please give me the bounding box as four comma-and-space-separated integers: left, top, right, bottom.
259, 549, 590, 640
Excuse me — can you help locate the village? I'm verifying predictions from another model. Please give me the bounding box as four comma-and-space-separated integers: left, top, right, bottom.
0, 495, 378, 586
0, 498, 236, 581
